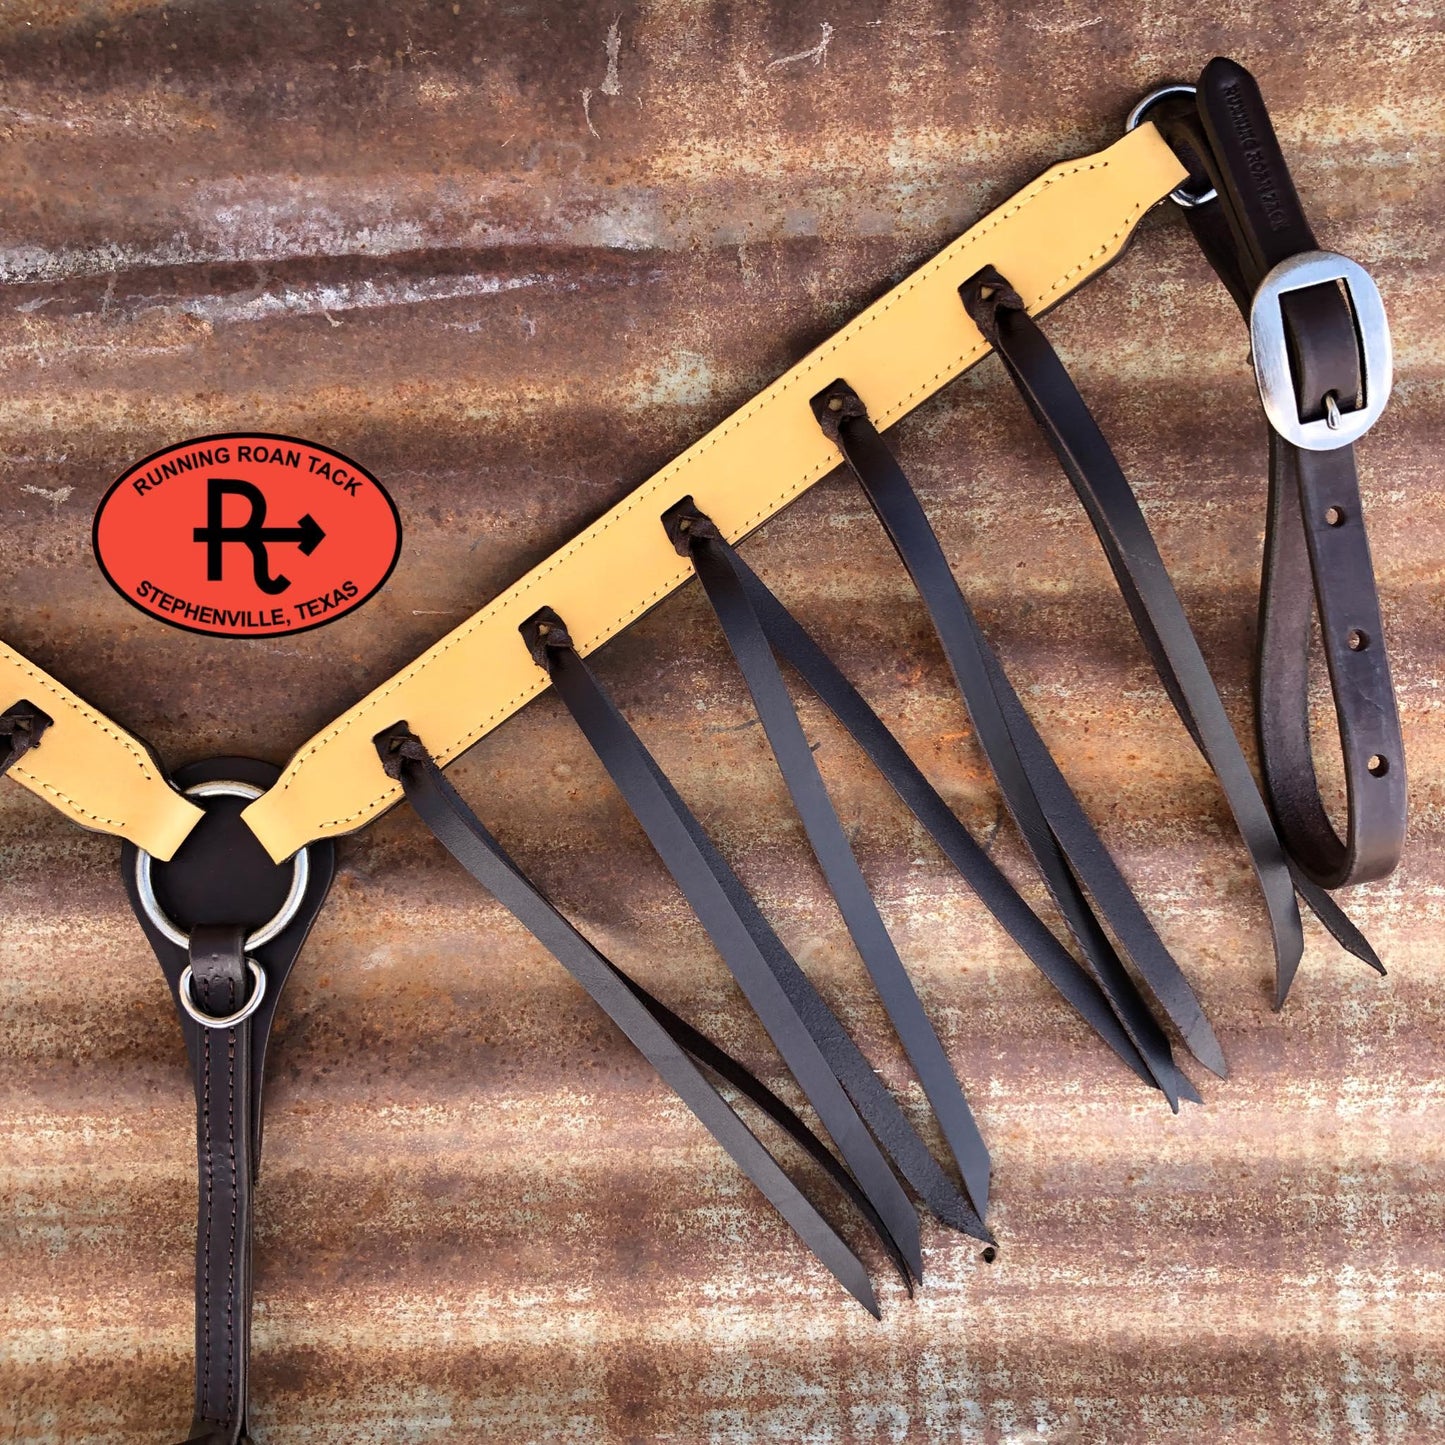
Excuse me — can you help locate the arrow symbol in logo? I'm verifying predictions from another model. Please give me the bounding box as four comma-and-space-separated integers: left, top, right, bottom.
193, 477, 326, 596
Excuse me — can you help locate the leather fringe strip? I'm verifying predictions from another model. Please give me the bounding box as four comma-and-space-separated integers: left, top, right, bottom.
379, 723, 913, 1307
959, 265, 1383, 1007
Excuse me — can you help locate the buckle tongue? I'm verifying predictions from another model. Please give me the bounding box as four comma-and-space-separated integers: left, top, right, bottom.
1249, 250, 1392, 451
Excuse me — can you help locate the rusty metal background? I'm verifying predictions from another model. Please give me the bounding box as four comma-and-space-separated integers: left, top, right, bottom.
0, 3, 1439, 1441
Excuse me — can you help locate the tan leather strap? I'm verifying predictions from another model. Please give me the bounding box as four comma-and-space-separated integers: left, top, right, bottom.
236, 125, 1183, 858
0, 639, 202, 858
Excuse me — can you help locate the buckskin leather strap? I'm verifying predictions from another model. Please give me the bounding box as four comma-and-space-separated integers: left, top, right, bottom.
959, 267, 1385, 1003
1153, 59, 1407, 888
810, 380, 1225, 1089
376, 724, 903, 1307
241, 124, 1189, 863
0, 640, 201, 856
523, 610, 992, 1258
121, 758, 335, 1445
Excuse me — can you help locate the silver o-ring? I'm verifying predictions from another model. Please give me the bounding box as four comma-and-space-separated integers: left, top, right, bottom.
1125, 83, 1218, 209
134, 780, 310, 951
177, 959, 267, 1029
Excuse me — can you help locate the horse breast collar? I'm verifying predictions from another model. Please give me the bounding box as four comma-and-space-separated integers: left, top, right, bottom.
0, 58, 1404, 1441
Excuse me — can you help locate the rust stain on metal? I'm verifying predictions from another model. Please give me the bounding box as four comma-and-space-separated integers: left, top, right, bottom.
0, 3, 1440, 1442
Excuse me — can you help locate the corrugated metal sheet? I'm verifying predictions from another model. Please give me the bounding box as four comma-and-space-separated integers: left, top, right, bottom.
0, 3, 1439, 1441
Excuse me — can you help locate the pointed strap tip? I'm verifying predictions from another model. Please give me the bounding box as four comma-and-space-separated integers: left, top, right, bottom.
1274, 962, 1302, 1012
849, 1271, 883, 1320
1183, 1027, 1228, 1080
1344, 934, 1387, 977
899, 1231, 924, 1284
939, 1207, 994, 1247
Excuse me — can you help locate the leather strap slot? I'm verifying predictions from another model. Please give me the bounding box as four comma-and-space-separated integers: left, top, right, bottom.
0, 699, 52, 775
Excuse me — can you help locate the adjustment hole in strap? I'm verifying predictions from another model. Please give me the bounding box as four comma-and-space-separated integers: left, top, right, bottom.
980, 1245, 998, 1264
1347, 629, 1370, 652
1367, 754, 1390, 778
1324, 506, 1348, 527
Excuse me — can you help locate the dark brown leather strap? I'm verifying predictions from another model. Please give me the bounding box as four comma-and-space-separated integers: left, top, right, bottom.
1154, 57, 1407, 889
811, 380, 1222, 1093
718, 540, 1165, 1092
184, 925, 256, 1445
522, 609, 992, 1257
375, 723, 901, 1307
0, 699, 51, 774
958, 267, 1383, 1004
1257, 435, 1405, 886
664, 500, 991, 1218
121, 759, 335, 1445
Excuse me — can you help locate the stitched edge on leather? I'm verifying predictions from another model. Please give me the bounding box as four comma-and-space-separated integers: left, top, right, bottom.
1, 644, 198, 835
261, 147, 1169, 843
201, 1028, 215, 1415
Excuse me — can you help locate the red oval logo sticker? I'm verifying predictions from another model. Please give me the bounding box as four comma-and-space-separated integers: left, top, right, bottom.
93, 433, 401, 638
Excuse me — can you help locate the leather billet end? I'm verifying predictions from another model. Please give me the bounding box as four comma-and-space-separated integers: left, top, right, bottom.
809, 379, 869, 445
520, 606, 574, 669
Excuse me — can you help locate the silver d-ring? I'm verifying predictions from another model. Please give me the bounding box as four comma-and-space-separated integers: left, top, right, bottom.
178, 959, 267, 1029
1125, 83, 1218, 209
134, 780, 310, 951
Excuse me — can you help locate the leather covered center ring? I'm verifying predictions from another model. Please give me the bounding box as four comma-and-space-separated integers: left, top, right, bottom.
134, 779, 311, 951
